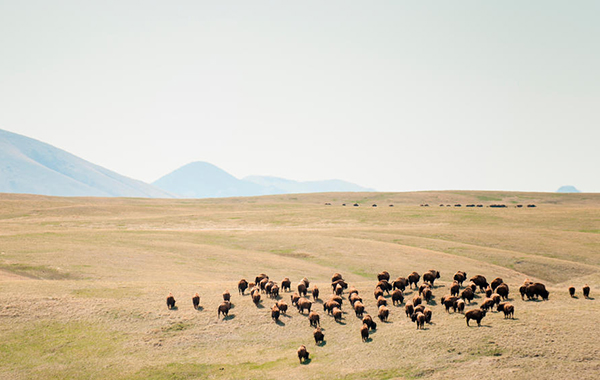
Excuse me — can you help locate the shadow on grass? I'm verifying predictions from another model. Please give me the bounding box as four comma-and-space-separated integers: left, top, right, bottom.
275, 319, 285, 326
335, 320, 346, 325
300, 358, 312, 365
169, 306, 178, 311
255, 303, 264, 309
362, 337, 373, 343
195, 306, 204, 311
428, 300, 438, 306
317, 340, 327, 347
223, 314, 236, 321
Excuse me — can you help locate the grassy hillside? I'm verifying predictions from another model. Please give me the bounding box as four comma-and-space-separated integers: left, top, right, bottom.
0, 191, 598, 379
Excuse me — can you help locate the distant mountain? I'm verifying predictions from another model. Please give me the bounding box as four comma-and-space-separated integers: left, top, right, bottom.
244, 175, 374, 194
0, 129, 172, 198
153, 162, 373, 198
556, 185, 581, 193
152, 162, 266, 198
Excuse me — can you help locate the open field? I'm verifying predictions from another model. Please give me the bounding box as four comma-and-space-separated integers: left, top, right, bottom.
0, 191, 599, 379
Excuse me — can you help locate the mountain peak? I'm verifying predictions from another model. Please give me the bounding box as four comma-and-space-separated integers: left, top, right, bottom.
556, 185, 581, 193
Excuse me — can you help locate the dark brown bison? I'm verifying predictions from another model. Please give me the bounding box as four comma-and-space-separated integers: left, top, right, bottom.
290, 292, 300, 306
277, 300, 288, 314
350, 293, 363, 307
330, 295, 343, 306
281, 277, 291, 292
412, 295, 422, 307
408, 272, 420, 288
374, 287, 384, 300
392, 289, 404, 306
331, 279, 348, 292
270, 284, 280, 299
362, 314, 377, 330
271, 305, 280, 322
323, 300, 340, 314
377, 270, 390, 281
297, 282, 308, 297
450, 282, 460, 297
422, 288, 432, 303
393, 277, 408, 291
166, 293, 176, 309
252, 291, 261, 305
470, 275, 489, 292
453, 271, 467, 286
568, 286, 575, 298
583, 285, 590, 299
423, 270, 440, 286
265, 281, 274, 296
361, 323, 369, 341
455, 299, 465, 313
259, 278, 269, 292
414, 312, 426, 330
312, 286, 320, 301
377, 296, 387, 308
255, 273, 268, 285
354, 301, 365, 318
192, 293, 200, 309
490, 277, 504, 291
238, 279, 248, 295
418, 283, 430, 296
218, 301, 231, 318
485, 286, 493, 298
377, 280, 392, 294
301, 277, 310, 288
443, 296, 459, 312
460, 287, 474, 303
297, 298, 312, 314
331, 273, 343, 283
297, 345, 309, 364
497, 302, 514, 319
332, 307, 343, 322
492, 294, 501, 306
465, 308, 487, 326
335, 284, 344, 296
308, 311, 320, 327
405, 303, 414, 318
378, 305, 389, 322
526, 283, 549, 300
314, 327, 324, 345
468, 282, 477, 292
348, 286, 359, 297
480, 298, 495, 311
495, 283, 509, 300
223, 290, 231, 302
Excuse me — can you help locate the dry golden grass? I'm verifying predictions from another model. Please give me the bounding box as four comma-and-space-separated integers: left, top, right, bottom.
0, 191, 599, 379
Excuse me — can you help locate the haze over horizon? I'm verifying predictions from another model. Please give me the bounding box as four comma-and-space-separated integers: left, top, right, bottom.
1, 1, 598, 193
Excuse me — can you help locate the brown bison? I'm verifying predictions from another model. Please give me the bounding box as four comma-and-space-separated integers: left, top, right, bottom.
290, 292, 300, 306
377, 296, 387, 308
495, 283, 509, 300
392, 289, 404, 306
526, 283, 549, 300
455, 299, 465, 313
297, 282, 308, 297
192, 293, 200, 309
281, 277, 291, 292
301, 277, 310, 288
450, 282, 460, 297
350, 293, 363, 307
497, 302, 514, 319
418, 283, 430, 296
378, 270, 391, 281
218, 301, 231, 318
460, 287, 474, 303
330, 295, 343, 306
414, 312, 426, 330
470, 275, 489, 292
335, 284, 344, 296
568, 286, 575, 298
348, 286, 359, 297
297, 298, 312, 314
271, 305, 280, 322
362, 314, 377, 330
354, 301, 365, 318
270, 284, 280, 299
393, 277, 408, 291
259, 278, 269, 292
277, 300, 288, 314
361, 323, 370, 341
378, 305, 389, 322
331, 279, 348, 292
583, 284, 590, 299
297, 345, 309, 364
480, 297, 495, 311
490, 277, 504, 291
465, 308, 487, 326
252, 291, 261, 305
312, 286, 320, 301
377, 280, 392, 295
166, 293, 176, 309
238, 279, 248, 295
485, 286, 493, 298
408, 272, 420, 288
331, 273, 343, 283
412, 295, 422, 307
255, 273, 268, 285
492, 294, 501, 306
223, 290, 231, 302
443, 296, 459, 313
453, 271, 467, 286
308, 311, 320, 327
374, 287, 384, 300
423, 270, 440, 286
405, 303, 414, 318
332, 307, 343, 322
422, 288, 432, 303
314, 327, 324, 345
324, 300, 341, 314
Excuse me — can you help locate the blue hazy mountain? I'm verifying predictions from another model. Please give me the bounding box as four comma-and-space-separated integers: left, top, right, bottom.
152, 161, 373, 198
556, 185, 581, 193
0, 129, 172, 198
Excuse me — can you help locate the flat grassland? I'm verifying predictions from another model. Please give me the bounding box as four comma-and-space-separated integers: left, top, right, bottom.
0, 191, 599, 379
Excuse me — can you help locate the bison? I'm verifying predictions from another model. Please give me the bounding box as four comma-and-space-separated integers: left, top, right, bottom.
290, 292, 300, 306
277, 300, 288, 314
312, 286, 320, 301
218, 301, 231, 318
465, 308, 487, 326
393, 277, 408, 291
297, 282, 308, 297
332, 307, 343, 322
497, 302, 514, 319
331, 279, 348, 292
323, 300, 340, 314
308, 311, 320, 327
470, 275, 489, 292
331, 273, 343, 283
392, 289, 404, 306
405, 303, 414, 318
271, 305, 280, 322
362, 314, 377, 330
378, 305, 390, 322
443, 296, 459, 313
297, 298, 312, 314
480, 297, 495, 311
238, 279, 248, 295
297, 345, 309, 363
166, 293, 176, 310
453, 271, 467, 286
223, 290, 231, 302
423, 270, 440, 286
412, 295, 422, 307
377, 280, 392, 295
455, 299, 465, 313
490, 277, 504, 291
378, 270, 391, 281
374, 287, 384, 300
450, 282, 460, 297
422, 288, 432, 303
314, 327, 324, 345
408, 272, 420, 288
350, 293, 363, 307
495, 283, 509, 300
414, 312, 426, 330
354, 301, 365, 318
361, 323, 370, 341
252, 291, 261, 305
281, 277, 291, 292
335, 284, 344, 296
377, 296, 387, 308
583, 284, 590, 299
460, 287, 474, 303
526, 283, 549, 300
192, 293, 200, 309
569, 286, 575, 298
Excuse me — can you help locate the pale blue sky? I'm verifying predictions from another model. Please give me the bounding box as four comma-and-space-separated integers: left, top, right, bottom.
1, 1, 598, 192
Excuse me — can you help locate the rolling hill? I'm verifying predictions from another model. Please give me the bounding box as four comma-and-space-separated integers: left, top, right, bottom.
0, 129, 172, 198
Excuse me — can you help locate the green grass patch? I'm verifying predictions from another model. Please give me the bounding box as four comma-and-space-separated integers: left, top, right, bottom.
130, 360, 285, 380
0, 263, 73, 280
72, 287, 142, 299
162, 322, 193, 333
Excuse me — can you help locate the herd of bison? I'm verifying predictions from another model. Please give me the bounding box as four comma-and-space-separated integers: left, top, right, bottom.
165, 271, 592, 364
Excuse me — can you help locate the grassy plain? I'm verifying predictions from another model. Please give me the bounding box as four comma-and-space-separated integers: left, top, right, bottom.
0, 191, 599, 379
